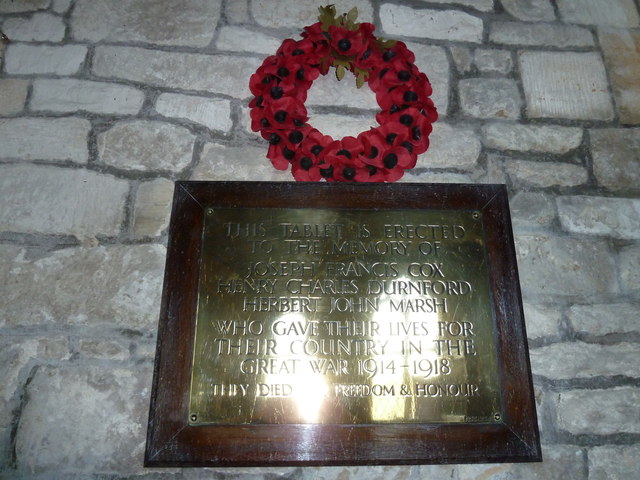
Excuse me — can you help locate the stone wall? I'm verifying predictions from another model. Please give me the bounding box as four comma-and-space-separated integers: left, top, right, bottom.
1, 0, 639, 478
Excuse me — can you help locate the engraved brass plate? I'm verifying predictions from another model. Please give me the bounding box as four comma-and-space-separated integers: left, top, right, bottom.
189, 207, 501, 425
145, 182, 541, 466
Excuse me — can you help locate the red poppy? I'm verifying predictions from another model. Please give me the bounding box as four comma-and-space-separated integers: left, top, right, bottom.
328, 25, 368, 58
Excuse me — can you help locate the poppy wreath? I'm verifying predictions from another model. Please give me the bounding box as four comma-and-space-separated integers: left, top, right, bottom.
249, 6, 438, 182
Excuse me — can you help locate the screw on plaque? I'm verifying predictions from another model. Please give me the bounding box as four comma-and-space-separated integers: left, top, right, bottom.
190, 414, 198, 422
472, 211, 481, 220
494, 412, 501, 421
206, 208, 214, 216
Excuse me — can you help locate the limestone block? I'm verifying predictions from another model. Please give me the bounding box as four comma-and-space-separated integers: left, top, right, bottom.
423, 122, 481, 170
473, 153, 507, 184
1, 13, 65, 41
4, 44, 87, 75
501, 0, 556, 21
0, 244, 165, 328
519, 51, 614, 120
31, 78, 143, 115
0, 334, 69, 429
71, 0, 220, 46
305, 112, 376, 140
155, 93, 232, 132
133, 178, 175, 238
449, 46, 473, 74
380, 4, 483, 43
0, 117, 90, 162
93, 46, 262, 99
0, 78, 29, 115
510, 192, 557, 231
473, 48, 513, 74
458, 78, 521, 119
557, 196, 640, 240
515, 234, 617, 298
590, 128, 640, 193
0, 164, 128, 236
224, 0, 249, 23
490, 21, 594, 47
558, 387, 640, 435
599, 28, 640, 124
530, 342, 640, 379
589, 445, 640, 480
305, 72, 379, 110
504, 160, 588, 187
14, 364, 152, 474
78, 339, 129, 360
619, 244, 640, 297
523, 303, 562, 339
458, 445, 586, 480
252, 0, 374, 28
568, 303, 640, 337
97, 120, 196, 173
0, 0, 48, 13
557, 0, 639, 27
192, 142, 290, 182
216, 26, 281, 55
52, 0, 72, 13
482, 122, 582, 154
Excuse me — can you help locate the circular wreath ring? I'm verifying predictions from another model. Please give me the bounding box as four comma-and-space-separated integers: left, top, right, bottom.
249, 6, 438, 182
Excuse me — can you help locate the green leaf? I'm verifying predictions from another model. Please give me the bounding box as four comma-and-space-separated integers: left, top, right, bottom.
336, 64, 346, 81
347, 7, 358, 24
318, 4, 338, 30
376, 38, 398, 50
356, 73, 365, 89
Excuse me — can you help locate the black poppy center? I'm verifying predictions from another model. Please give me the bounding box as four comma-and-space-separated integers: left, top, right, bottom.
338, 38, 351, 52
384, 153, 398, 169
320, 165, 334, 178
270, 86, 283, 99
343, 167, 356, 180
283, 148, 295, 160
403, 90, 419, 102
274, 110, 287, 123
398, 70, 411, 81
311, 145, 324, 156
289, 130, 303, 144
382, 50, 396, 62
277, 67, 289, 78
400, 114, 413, 126
412, 126, 422, 140
337, 149, 352, 159
386, 133, 398, 145
268, 133, 281, 145
300, 157, 313, 170
368, 146, 379, 159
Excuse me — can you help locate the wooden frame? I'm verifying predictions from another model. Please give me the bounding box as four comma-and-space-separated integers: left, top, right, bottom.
144, 181, 541, 466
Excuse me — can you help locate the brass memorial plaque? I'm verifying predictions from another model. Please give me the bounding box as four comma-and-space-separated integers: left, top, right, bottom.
145, 182, 541, 467
189, 207, 501, 425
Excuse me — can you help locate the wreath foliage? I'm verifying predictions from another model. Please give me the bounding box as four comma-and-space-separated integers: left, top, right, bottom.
249, 6, 437, 182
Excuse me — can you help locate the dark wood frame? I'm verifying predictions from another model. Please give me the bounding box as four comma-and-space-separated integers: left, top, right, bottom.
144, 181, 541, 467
